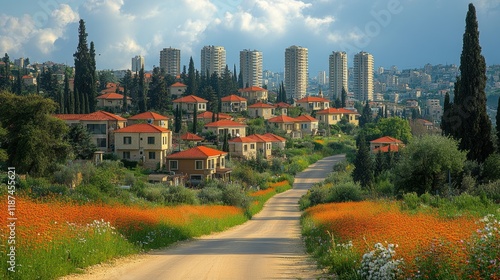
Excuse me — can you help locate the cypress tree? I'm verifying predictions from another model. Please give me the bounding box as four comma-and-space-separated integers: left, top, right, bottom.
334, 98, 342, 109
186, 57, 196, 95
64, 74, 74, 114
341, 87, 347, 108
352, 132, 374, 189
359, 102, 372, 127
138, 66, 146, 112
496, 96, 500, 151
441, 91, 452, 136
88, 41, 97, 112
174, 105, 181, 133
192, 105, 198, 134
73, 19, 94, 113
452, 3, 493, 162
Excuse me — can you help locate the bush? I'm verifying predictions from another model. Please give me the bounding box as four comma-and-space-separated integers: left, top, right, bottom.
473, 180, 500, 202
329, 182, 363, 203
222, 183, 250, 209
162, 185, 198, 205
198, 186, 223, 204
401, 192, 420, 211
482, 153, 500, 182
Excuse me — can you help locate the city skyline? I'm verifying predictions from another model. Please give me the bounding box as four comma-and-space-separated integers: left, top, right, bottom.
1, 0, 500, 74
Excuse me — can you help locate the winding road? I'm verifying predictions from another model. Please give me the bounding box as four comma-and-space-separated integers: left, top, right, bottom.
62, 154, 345, 280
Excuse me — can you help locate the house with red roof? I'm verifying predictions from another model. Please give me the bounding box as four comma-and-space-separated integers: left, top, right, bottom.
204, 120, 247, 138
172, 95, 208, 116
128, 111, 169, 128
228, 136, 258, 159
166, 146, 231, 185
316, 108, 360, 126
295, 96, 330, 113
238, 86, 268, 104
267, 115, 300, 138
248, 102, 275, 119
180, 132, 204, 142
197, 111, 232, 124
114, 123, 172, 169
221, 94, 247, 113
369, 136, 404, 153
263, 133, 286, 149
54, 111, 127, 152
295, 115, 319, 134
22, 75, 37, 86
168, 82, 187, 99
100, 83, 124, 94
247, 134, 275, 158
97, 92, 132, 111
274, 102, 291, 116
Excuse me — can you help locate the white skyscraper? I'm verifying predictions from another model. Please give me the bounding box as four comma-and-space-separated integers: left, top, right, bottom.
131, 55, 145, 72
201, 46, 226, 76
240, 49, 263, 88
285, 45, 308, 100
159, 47, 180, 76
318, 71, 327, 86
329, 51, 348, 101
353, 51, 374, 102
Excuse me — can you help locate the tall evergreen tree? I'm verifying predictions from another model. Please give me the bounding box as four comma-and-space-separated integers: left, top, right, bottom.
186, 57, 196, 95
64, 73, 74, 114
238, 70, 243, 89
441, 91, 452, 136
359, 102, 373, 128
341, 87, 347, 108
451, 3, 493, 162
352, 132, 374, 189
73, 19, 95, 113
88, 41, 97, 112
497, 96, 500, 151
192, 106, 198, 134
0, 53, 11, 91
15, 69, 22, 95
137, 66, 147, 112
174, 105, 182, 133
334, 98, 342, 109
222, 131, 229, 152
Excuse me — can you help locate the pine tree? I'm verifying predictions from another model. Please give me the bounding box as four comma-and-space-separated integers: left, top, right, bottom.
73, 19, 95, 113
441, 91, 452, 136
496, 96, 500, 151
64, 73, 74, 114
222, 131, 229, 152
341, 87, 347, 108
138, 66, 146, 112
88, 41, 97, 112
334, 98, 342, 109
186, 57, 196, 95
0, 53, 11, 91
192, 105, 198, 134
451, 3, 494, 162
174, 105, 181, 133
352, 132, 374, 189
359, 102, 372, 127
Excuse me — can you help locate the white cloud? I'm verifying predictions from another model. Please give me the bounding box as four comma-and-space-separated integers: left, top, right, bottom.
475, 0, 500, 11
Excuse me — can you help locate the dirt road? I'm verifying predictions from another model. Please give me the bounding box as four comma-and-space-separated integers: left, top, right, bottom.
62, 154, 345, 280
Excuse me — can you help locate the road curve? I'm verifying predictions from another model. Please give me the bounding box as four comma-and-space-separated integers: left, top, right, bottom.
62, 154, 345, 280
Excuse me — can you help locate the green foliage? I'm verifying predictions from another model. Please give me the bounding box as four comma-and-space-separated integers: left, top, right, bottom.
162, 185, 199, 205
482, 153, 500, 182
352, 133, 374, 189
66, 123, 97, 159
394, 135, 467, 195
472, 180, 500, 203
198, 186, 224, 204
377, 117, 412, 143
222, 182, 251, 209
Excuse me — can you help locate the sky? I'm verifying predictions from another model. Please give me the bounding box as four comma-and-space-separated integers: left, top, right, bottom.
1, 0, 500, 75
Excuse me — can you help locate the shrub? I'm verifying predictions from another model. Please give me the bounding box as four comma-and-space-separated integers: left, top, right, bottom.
329, 182, 363, 203
222, 183, 250, 209
359, 243, 404, 280
473, 180, 500, 202
482, 153, 500, 182
400, 192, 420, 211
198, 186, 223, 205
162, 185, 198, 205
141, 186, 164, 203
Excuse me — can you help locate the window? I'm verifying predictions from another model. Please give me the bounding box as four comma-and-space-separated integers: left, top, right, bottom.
87, 124, 106, 134
123, 151, 130, 159
250, 144, 255, 149
220, 157, 225, 167
244, 145, 248, 152
148, 152, 156, 160
147, 137, 155, 144
169, 160, 178, 170
123, 136, 132, 145
195, 160, 203, 170
208, 159, 214, 169
96, 138, 107, 148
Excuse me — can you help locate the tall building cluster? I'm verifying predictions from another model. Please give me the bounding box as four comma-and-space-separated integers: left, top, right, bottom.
240, 49, 263, 88
201, 46, 226, 76
159, 47, 180, 76
284, 45, 308, 100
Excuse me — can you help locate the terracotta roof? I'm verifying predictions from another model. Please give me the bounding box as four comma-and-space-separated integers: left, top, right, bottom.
263, 133, 286, 142
238, 86, 267, 92
79, 111, 127, 121
247, 134, 274, 143
275, 102, 291, 108
370, 136, 403, 144
115, 123, 170, 133
53, 114, 86, 121
204, 120, 247, 127
100, 87, 124, 93
221, 94, 247, 102
172, 95, 208, 103
228, 136, 256, 143
268, 115, 298, 123
128, 111, 169, 120
248, 102, 275, 108
166, 146, 227, 159
373, 144, 400, 153
316, 108, 359, 115
295, 115, 318, 122
170, 82, 187, 87
97, 93, 128, 100
197, 111, 232, 120
180, 132, 204, 141
296, 96, 330, 103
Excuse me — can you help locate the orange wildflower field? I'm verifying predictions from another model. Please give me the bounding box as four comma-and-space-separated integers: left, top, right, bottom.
305, 201, 480, 273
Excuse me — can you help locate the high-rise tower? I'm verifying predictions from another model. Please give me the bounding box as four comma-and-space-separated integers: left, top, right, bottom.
329, 51, 348, 101
201, 46, 226, 76
240, 49, 263, 88
132, 55, 145, 72
159, 47, 180, 76
284, 45, 308, 100
353, 51, 374, 102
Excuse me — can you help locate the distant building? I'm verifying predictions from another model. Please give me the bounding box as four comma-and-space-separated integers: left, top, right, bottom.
159, 47, 180, 76
131, 55, 144, 72
318, 70, 327, 86
329, 51, 348, 101
353, 51, 374, 101
14, 58, 24, 68
240, 49, 263, 88
285, 45, 308, 100
201, 46, 226, 76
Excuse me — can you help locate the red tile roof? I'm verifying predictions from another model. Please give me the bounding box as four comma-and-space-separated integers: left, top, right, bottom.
128, 111, 169, 120
197, 111, 232, 120
296, 96, 329, 103
181, 132, 204, 141
204, 120, 247, 127
172, 95, 208, 103
248, 102, 275, 108
370, 136, 403, 144
238, 86, 267, 92
166, 146, 227, 159
268, 115, 298, 123
247, 134, 274, 143
79, 111, 127, 121
263, 133, 286, 142
221, 94, 247, 102
373, 144, 400, 153
316, 108, 359, 115
275, 102, 291, 108
100, 87, 124, 94
170, 82, 187, 87
53, 114, 86, 121
97, 93, 129, 100
228, 136, 256, 143
295, 115, 318, 122
114, 123, 170, 133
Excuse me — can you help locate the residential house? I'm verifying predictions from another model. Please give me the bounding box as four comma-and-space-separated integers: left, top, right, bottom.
221, 94, 247, 113
267, 115, 301, 138
316, 108, 360, 126
295, 96, 330, 113
180, 132, 204, 144
274, 102, 291, 116
168, 82, 187, 99
370, 136, 403, 153
263, 133, 286, 149
228, 137, 257, 159
22, 75, 37, 86
197, 111, 232, 124
114, 123, 172, 169
128, 111, 169, 128
172, 95, 208, 117
247, 102, 275, 119
246, 134, 274, 159
100, 83, 124, 94
204, 120, 247, 138
166, 146, 231, 185
295, 115, 319, 134
238, 86, 268, 104
96, 93, 132, 111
